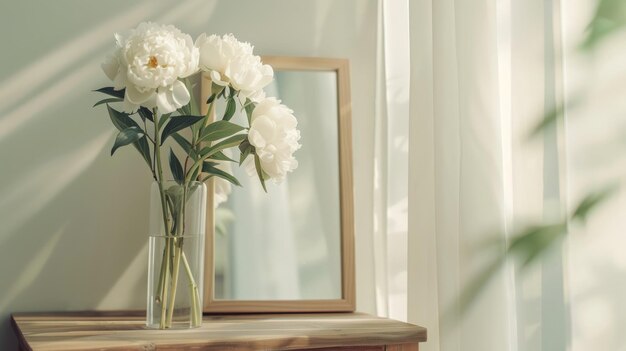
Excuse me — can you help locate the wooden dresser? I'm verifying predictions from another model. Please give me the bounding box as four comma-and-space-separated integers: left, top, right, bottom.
11, 312, 426, 350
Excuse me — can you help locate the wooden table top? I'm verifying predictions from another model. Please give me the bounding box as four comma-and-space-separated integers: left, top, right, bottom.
11, 312, 427, 350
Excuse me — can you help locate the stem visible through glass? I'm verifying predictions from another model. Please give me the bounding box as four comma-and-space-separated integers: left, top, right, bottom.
152, 107, 202, 328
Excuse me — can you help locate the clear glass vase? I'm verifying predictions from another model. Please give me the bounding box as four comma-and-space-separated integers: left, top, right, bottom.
146, 181, 206, 329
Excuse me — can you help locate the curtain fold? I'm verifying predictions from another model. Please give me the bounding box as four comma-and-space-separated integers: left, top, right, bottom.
374, 0, 411, 321
378, 0, 569, 350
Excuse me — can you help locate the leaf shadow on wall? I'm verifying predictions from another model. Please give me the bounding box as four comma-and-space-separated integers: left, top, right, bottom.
0, 0, 219, 348
0, 130, 150, 349
0, 0, 378, 348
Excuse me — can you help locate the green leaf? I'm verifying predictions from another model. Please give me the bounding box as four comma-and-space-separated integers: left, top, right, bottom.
216, 84, 227, 99
94, 87, 125, 99
244, 99, 255, 125
212, 82, 224, 94
189, 79, 205, 137
209, 151, 236, 163
508, 223, 567, 269
171, 132, 193, 155
190, 116, 205, 140
107, 104, 132, 130
164, 184, 185, 232
580, 0, 626, 50
223, 97, 236, 121
157, 113, 171, 131
254, 153, 267, 192
172, 132, 200, 161
572, 185, 617, 222
206, 93, 217, 105
161, 115, 204, 144
199, 134, 247, 159
198, 120, 245, 143
238, 139, 253, 165
135, 138, 152, 169
450, 254, 505, 327
528, 98, 581, 139
177, 102, 192, 116
111, 126, 144, 156
106, 105, 151, 167
452, 221, 566, 324
188, 81, 200, 116
528, 104, 567, 139
137, 107, 154, 123
169, 149, 185, 185
202, 161, 241, 186
93, 98, 123, 107
190, 163, 201, 182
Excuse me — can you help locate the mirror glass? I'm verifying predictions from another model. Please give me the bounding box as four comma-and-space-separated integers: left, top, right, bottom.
213, 70, 342, 300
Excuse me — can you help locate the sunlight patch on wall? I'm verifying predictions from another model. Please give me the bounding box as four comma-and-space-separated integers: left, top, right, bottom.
0, 61, 98, 141
96, 242, 148, 309
0, 0, 208, 142
0, 131, 112, 243
0, 224, 66, 312
0, 1, 164, 115
154, 0, 216, 28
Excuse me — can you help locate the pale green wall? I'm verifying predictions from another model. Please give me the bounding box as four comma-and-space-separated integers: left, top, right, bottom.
0, 0, 378, 347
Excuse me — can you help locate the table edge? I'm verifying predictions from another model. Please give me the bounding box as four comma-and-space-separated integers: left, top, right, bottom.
11, 311, 428, 348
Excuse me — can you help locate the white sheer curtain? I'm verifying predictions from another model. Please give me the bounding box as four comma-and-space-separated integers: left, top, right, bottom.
375, 0, 572, 350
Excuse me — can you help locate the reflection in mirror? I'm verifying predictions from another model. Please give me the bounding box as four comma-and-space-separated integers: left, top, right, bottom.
214, 70, 342, 300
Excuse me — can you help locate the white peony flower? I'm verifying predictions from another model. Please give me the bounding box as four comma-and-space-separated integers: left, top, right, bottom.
247, 89, 266, 104
101, 22, 199, 114
247, 97, 301, 182
196, 33, 273, 100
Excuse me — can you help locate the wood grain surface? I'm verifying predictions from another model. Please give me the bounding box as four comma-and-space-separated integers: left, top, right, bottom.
11, 312, 426, 351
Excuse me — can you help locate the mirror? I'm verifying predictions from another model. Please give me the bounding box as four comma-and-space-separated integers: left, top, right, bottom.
202, 57, 354, 313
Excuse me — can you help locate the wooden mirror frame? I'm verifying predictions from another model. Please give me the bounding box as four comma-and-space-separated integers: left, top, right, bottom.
201, 56, 355, 313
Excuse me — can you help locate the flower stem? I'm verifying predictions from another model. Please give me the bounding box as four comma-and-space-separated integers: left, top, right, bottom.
182, 251, 202, 326
185, 94, 218, 185
152, 105, 204, 328
158, 238, 171, 329
165, 238, 182, 326
165, 184, 187, 325
153, 108, 175, 328
153, 108, 170, 233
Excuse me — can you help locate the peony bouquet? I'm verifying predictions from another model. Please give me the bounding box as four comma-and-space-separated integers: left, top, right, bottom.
93, 22, 300, 328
